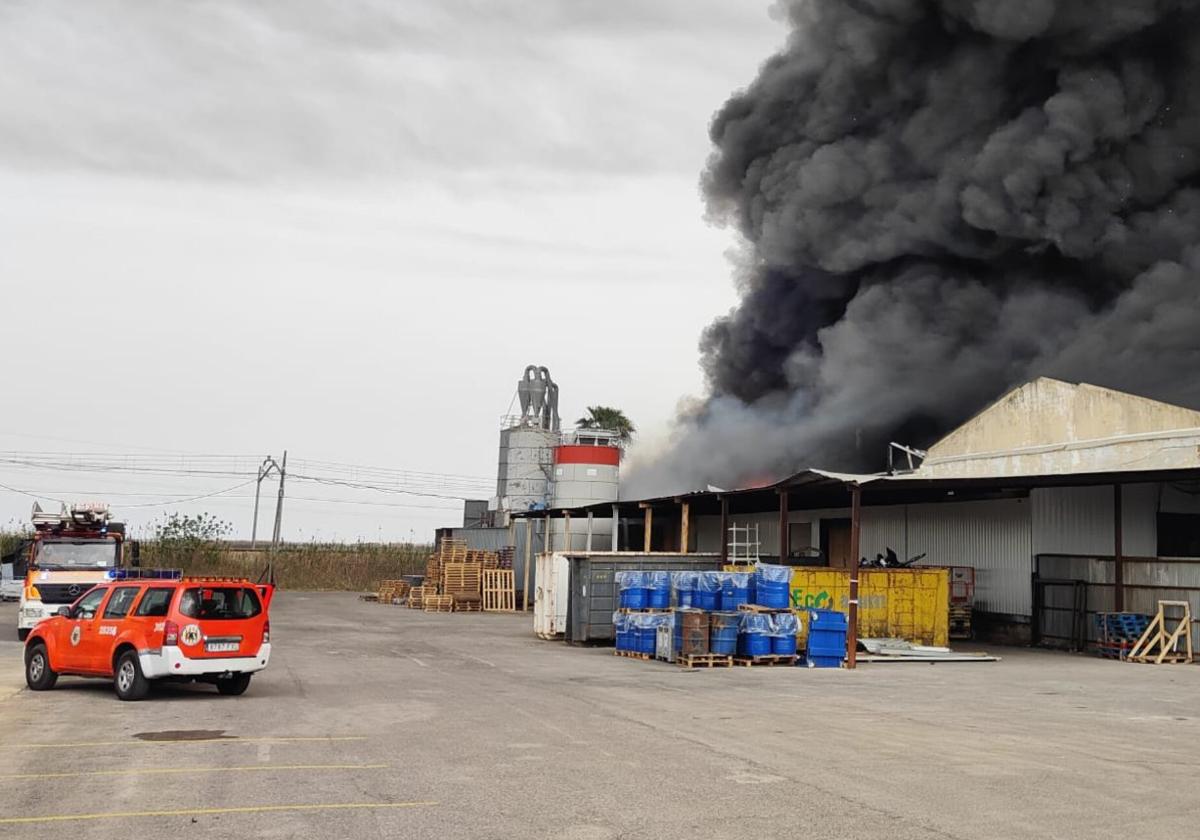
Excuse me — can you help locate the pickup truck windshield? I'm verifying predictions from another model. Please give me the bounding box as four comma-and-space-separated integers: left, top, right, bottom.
34, 541, 118, 570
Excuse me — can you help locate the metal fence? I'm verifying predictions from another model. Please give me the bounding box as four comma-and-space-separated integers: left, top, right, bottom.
1033, 553, 1200, 650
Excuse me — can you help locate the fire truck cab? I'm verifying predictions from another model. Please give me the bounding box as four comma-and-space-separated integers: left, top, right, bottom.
17, 502, 135, 641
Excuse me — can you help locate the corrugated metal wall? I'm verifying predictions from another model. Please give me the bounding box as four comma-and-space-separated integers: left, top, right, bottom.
1031, 484, 1157, 557
904, 498, 1033, 616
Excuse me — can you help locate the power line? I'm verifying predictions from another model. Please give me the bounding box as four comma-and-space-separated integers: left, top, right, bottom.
0, 480, 66, 505
120, 479, 260, 508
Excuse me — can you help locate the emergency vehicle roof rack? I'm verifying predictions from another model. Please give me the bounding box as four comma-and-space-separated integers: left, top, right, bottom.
108, 568, 183, 580
182, 576, 255, 584
31, 501, 113, 530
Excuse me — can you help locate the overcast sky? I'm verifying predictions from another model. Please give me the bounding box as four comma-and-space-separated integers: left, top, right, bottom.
0, 1, 784, 541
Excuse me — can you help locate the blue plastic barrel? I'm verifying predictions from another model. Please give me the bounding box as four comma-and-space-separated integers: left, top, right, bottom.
720, 573, 750, 611
755, 563, 791, 609
697, 571, 722, 611
620, 571, 648, 610
647, 571, 670, 609
737, 613, 772, 656
672, 571, 696, 609
769, 612, 799, 655
710, 611, 739, 655
807, 608, 847, 668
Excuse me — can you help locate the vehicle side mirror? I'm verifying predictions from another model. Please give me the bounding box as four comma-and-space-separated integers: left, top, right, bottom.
130, 541, 141, 568
57, 606, 71, 618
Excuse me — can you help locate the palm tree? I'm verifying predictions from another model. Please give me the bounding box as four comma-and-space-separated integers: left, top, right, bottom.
576, 406, 636, 446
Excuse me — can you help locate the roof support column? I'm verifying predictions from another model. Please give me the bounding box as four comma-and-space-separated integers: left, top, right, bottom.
1114, 484, 1124, 612
522, 518, 532, 612
564, 511, 572, 553
847, 483, 862, 670
641, 504, 653, 553
585, 511, 594, 552
679, 501, 691, 554
544, 511, 552, 554
611, 504, 620, 551
719, 496, 729, 565
778, 489, 789, 563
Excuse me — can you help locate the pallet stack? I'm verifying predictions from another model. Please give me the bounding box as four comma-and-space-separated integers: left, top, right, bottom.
1094, 612, 1151, 660
496, 547, 515, 570
408, 586, 429, 610
375, 580, 411, 605
444, 561, 483, 612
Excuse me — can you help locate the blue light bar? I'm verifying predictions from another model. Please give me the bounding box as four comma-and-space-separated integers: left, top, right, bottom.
110, 568, 183, 580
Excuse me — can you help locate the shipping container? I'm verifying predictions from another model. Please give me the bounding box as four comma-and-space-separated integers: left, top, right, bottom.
564, 553, 722, 643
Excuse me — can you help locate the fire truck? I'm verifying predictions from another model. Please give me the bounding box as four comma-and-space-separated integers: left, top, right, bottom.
16, 502, 138, 641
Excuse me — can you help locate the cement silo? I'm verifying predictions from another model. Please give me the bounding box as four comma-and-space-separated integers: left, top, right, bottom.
496, 423, 559, 516
552, 430, 620, 508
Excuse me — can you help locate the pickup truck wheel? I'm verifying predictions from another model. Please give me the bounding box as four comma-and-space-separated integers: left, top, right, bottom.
18, 628, 30, 642
216, 673, 252, 696
25, 643, 57, 691
114, 650, 149, 701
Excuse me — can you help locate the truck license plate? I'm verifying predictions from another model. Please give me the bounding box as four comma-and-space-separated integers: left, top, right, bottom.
206, 641, 239, 653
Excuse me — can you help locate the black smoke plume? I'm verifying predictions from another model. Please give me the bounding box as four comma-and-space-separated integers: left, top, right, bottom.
625, 0, 1200, 497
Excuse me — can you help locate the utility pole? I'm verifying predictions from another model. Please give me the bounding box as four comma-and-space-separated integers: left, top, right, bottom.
271, 450, 288, 547
250, 455, 282, 549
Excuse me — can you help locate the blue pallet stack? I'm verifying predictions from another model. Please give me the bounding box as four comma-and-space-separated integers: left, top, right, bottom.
806, 609, 848, 668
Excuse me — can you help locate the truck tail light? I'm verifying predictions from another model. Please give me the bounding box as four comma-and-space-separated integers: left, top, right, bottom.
163, 620, 179, 646
262, 619, 270, 644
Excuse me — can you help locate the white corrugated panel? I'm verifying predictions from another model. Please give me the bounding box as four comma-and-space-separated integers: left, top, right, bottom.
861, 505, 908, 562
906, 498, 1033, 616
1032, 484, 1157, 558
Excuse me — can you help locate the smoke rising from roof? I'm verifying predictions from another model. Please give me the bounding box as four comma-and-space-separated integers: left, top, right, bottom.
624, 0, 1200, 497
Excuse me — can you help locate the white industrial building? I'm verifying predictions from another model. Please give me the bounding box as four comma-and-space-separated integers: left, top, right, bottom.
523, 378, 1200, 645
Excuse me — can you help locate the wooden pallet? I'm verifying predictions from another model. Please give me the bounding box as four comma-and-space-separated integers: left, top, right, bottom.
613, 649, 653, 661
733, 654, 799, 667
677, 653, 733, 669
618, 607, 673, 614
407, 586, 428, 610
482, 569, 516, 612
1129, 601, 1194, 664
423, 595, 454, 613
737, 604, 795, 614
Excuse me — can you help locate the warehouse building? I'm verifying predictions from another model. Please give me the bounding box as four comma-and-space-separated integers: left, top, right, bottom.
519, 378, 1200, 646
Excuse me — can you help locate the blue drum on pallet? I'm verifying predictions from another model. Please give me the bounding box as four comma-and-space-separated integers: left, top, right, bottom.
618, 571, 648, 610
720, 572, 750, 611
647, 571, 671, 609
769, 612, 799, 655
710, 611, 740, 655
755, 563, 791, 609
738, 613, 772, 656
613, 613, 631, 651
697, 571, 722, 611
672, 571, 697, 609
807, 608, 848, 667
633, 614, 657, 654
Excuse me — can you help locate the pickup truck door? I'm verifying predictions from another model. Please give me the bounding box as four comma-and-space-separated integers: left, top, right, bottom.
57, 587, 108, 673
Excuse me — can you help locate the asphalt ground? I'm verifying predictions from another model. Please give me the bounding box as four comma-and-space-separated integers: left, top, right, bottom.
1, 592, 1198, 839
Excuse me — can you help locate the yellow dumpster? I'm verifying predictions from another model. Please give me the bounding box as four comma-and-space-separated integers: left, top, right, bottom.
790, 568, 949, 647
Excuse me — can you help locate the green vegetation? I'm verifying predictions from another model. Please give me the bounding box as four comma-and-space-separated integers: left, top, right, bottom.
576, 405, 636, 445
0, 509, 430, 590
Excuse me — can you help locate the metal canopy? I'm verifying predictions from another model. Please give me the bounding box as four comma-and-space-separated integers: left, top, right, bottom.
510, 466, 1200, 521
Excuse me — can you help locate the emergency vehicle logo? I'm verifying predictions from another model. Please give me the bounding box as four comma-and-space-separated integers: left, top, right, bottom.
181, 624, 202, 646
70, 625, 81, 646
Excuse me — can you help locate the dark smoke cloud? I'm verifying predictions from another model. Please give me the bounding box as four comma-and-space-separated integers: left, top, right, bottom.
625, 0, 1200, 496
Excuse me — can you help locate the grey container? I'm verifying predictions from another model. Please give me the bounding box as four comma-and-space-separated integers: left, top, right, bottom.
565, 553, 722, 643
